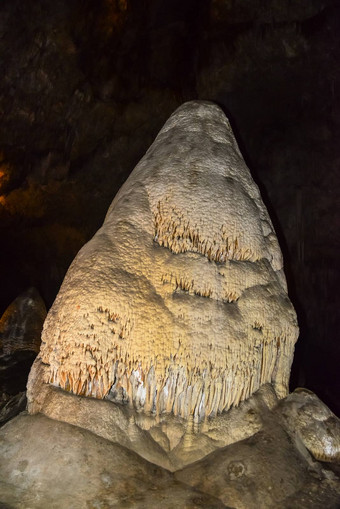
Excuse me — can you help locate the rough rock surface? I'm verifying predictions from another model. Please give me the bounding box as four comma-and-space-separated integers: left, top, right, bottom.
0, 0, 339, 419
0, 392, 26, 427
0, 288, 46, 424
0, 287, 46, 356
1, 389, 340, 508
174, 401, 340, 509
277, 388, 340, 462
0, 413, 225, 509
32, 101, 298, 421
28, 373, 278, 471
4, 102, 336, 508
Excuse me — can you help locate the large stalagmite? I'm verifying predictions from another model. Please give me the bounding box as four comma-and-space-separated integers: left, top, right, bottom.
31, 101, 298, 420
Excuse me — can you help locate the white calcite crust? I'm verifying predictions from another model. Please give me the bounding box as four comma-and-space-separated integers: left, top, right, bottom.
33, 101, 298, 420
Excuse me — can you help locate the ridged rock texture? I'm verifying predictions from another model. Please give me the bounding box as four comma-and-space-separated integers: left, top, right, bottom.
33, 101, 299, 421
0, 287, 46, 425
0, 288, 46, 406
0, 287, 46, 356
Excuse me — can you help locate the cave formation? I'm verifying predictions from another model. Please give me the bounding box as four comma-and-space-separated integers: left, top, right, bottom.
1, 97, 340, 509
34, 101, 298, 419
0, 2, 340, 504
0, 0, 339, 422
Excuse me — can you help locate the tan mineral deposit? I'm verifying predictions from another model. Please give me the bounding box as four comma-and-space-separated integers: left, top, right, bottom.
0, 102, 339, 508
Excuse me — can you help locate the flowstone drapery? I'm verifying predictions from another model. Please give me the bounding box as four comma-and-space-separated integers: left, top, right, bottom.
32, 101, 299, 420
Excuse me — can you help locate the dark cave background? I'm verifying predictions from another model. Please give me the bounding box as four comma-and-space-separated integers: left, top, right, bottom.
0, 0, 339, 415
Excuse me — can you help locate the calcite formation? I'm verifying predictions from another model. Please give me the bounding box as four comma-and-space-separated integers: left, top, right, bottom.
33, 101, 298, 420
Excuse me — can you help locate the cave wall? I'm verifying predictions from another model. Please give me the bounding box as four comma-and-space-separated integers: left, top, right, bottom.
0, 0, 339, 414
